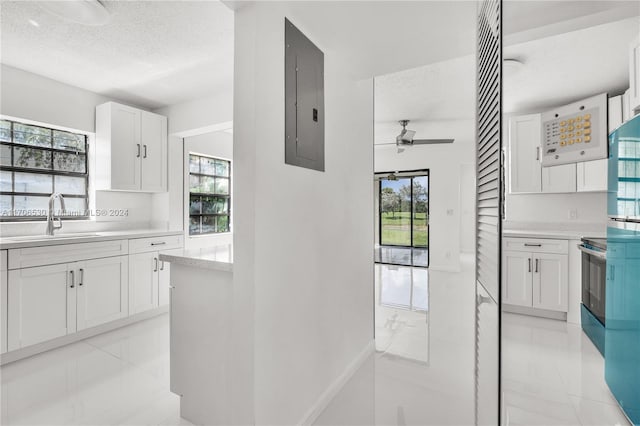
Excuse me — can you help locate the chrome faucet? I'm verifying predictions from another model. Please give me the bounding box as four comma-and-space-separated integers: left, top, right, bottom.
46, 193, 66, 236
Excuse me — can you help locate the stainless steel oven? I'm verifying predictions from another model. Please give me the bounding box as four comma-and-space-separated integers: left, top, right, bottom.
578, 237, 607, 325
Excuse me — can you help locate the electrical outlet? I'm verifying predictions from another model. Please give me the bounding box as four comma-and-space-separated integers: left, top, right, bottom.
568, 209, 578, 220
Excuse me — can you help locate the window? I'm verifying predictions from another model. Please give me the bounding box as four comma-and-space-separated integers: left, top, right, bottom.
0, 119, 89, 221
188, 154, 230, 235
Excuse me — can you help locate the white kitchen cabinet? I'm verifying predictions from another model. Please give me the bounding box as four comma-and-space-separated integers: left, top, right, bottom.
542, 163, 576, 193
76, 256, 129, 331
1, 250, 7, 354
532, 253, 569, 311
158, 259, 170, 307
503, 250, 533, 307
7, 264, 76, 351
502, 237, 569, 313
129, 251, 159, 315
509, 114, 542, 193
629, 34, 640, 114
508, 114, 576, 194
96, 102, 167, 192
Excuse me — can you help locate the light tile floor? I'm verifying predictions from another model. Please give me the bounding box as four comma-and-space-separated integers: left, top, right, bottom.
502, 313, 630, 426
0, 314, 192, 426
0, 257, 630, 426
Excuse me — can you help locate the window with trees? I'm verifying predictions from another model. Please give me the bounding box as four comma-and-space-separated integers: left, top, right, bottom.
188, 154, 230, 235
378, 172, 429, 248
0, 119, 89, 221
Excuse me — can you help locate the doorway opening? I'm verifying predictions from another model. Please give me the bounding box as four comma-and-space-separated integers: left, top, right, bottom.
375, 169, 429, 267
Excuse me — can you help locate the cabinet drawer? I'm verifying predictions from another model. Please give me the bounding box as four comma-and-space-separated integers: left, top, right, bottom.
8, 240, 128, 270
503, 238, 568, 254
129, 234, 183, 254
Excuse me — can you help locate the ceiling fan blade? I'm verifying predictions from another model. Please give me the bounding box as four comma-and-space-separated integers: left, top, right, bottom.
411, 138, 454, 144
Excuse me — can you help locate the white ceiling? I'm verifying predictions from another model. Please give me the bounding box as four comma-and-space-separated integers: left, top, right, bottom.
0, 0, 234, 110
374, 3, 640, 144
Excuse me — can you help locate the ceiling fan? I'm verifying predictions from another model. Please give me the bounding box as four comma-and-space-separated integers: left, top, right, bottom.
378, 120, 455, 148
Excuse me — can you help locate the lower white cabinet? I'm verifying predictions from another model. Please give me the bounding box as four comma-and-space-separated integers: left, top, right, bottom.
76, 256, 129, 331
7, 256, 129, 351
502, 238, 569, 313
158, 259, 170, 307
129, 251, 171, 314
129, 252, 159, 315
7, 264, 76, 351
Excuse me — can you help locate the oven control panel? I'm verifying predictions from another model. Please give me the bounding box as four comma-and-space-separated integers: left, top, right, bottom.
541, 93, 607, 167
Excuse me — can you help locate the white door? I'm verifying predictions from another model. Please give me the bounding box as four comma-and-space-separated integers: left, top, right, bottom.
7, 263, 76, 351
129, 252, 158, 315
140, 111, 167, 192
76, 256, 129, 331
111, 103, 141, 191
508, 114, 542, 193
158, 258, 170, 306
502, 250, 533, 307
542, 163, 576, 193
532, 253, 568, 312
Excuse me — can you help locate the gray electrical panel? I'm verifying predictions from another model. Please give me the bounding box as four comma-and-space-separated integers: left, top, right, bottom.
285, 18, 325, 172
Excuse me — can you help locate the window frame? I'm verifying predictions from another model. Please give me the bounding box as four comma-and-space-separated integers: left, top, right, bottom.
0, 118, 90, 222
188, 153, 231, 236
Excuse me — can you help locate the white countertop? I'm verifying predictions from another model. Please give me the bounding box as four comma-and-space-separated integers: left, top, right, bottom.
0, 229, 183, 250
159, 244, 233, 272
502, 221, 607, 240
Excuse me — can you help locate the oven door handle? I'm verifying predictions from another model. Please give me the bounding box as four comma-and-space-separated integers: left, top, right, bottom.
577, 244, 606, 260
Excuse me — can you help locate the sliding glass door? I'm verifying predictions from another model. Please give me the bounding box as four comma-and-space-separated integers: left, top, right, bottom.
379, 172, 429, 248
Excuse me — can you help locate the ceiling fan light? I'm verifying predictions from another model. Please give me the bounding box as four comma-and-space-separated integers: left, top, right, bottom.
36, 0, 111, 26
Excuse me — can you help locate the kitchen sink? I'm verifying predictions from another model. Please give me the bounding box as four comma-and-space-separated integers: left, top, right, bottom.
5, 233, 101, 241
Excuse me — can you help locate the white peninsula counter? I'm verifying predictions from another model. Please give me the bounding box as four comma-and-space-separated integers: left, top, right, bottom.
159, 244, 233, 425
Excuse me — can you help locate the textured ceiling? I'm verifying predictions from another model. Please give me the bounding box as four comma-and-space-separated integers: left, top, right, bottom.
0, 0, 234, 109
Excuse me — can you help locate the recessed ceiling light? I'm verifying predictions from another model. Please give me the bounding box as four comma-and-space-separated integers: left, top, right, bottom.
28, 19, 40, 27
36, 0, 111, 26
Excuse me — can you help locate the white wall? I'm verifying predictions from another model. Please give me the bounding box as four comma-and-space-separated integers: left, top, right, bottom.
234, 3, 375, 424
0, 65, 156, 235
150, 90, 234, 232
375, 119, 476, 272
183, 131, 233, 249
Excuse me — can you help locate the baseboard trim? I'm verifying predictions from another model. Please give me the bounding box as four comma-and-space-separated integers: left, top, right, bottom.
299, 340, 375, 426
502, 304, 566, 321
1, 306, 169, 366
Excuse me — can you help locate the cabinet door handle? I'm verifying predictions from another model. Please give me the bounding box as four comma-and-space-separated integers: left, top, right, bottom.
136, 144, 141, 158
160, 261, 165, 271
151, 242, 166, 246
143, 145, 147, 158
524, 243, 542, 247
610, 265, 615, 280
528, 258, 532, 273
535, 258, 539, 273
536, 146, 540, 161
69, 270, 75, 288
154, 257, 158, 272
79, 268, 84, 286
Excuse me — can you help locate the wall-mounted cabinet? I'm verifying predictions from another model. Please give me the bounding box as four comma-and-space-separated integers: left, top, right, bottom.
96, 102, 167, 192
508, 95, 624, 194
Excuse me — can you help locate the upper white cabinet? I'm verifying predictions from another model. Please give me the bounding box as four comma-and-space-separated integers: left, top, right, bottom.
508, 114, 576, 194
508, 114, 542, 193
629, 34, 640, 114
96, 102, 167, 192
